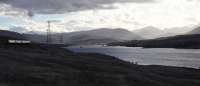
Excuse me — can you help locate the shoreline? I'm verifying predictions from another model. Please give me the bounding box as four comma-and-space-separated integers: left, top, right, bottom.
67, 45, 200, 69
107, 45, 200, 49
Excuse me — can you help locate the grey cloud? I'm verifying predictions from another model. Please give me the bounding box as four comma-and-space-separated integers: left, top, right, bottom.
0, 3, 28, 17
0, 0, 155, 14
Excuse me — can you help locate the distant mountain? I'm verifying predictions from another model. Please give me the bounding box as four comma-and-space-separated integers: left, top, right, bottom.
22, 31, 48, 43
23, 34, 46, 43
165, 26, 194, 35
133, 26, 194, 39
133, 26, 165, 39
63, 28, 143, 45
24, 28, 143, 45
26, 31, 46, 35
188, 26, 200, 34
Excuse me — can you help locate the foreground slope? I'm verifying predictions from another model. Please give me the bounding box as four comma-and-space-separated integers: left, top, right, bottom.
0, 44, 199, 86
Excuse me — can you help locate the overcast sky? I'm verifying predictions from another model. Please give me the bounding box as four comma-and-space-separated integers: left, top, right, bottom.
0, 0, 200, 33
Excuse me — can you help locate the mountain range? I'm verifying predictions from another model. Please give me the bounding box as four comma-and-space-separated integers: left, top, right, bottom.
62, 28, 142, 45
134, 26, 165, 39
1, 25, 200, 45
23, 28, 143, 45
165, 26, 194, 35
133, 26, 194, 39
109, 25, 200, 49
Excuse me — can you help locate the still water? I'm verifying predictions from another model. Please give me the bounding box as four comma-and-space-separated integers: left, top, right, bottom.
67, 45, 200, 68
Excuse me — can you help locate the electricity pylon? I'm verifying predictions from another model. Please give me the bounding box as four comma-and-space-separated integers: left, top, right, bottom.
46, 20, 59, 44
59, 33, 64, 44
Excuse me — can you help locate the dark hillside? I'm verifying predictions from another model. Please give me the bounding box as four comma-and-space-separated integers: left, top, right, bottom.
0, 30, 26, 44
109, 34, 200, 49
0, 30, 25, 39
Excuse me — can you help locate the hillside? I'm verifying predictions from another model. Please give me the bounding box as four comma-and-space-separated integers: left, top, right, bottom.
0, 30, 25, 39
109, 34, 200, 49
0, 44, 199, 86
0, 30, 26, 44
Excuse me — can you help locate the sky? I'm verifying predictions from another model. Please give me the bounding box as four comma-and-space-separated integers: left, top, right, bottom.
0, 0, 200, 33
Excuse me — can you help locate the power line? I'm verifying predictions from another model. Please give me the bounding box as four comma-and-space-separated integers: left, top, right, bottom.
46, 21, 51, 44
46, 20, 60, 44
